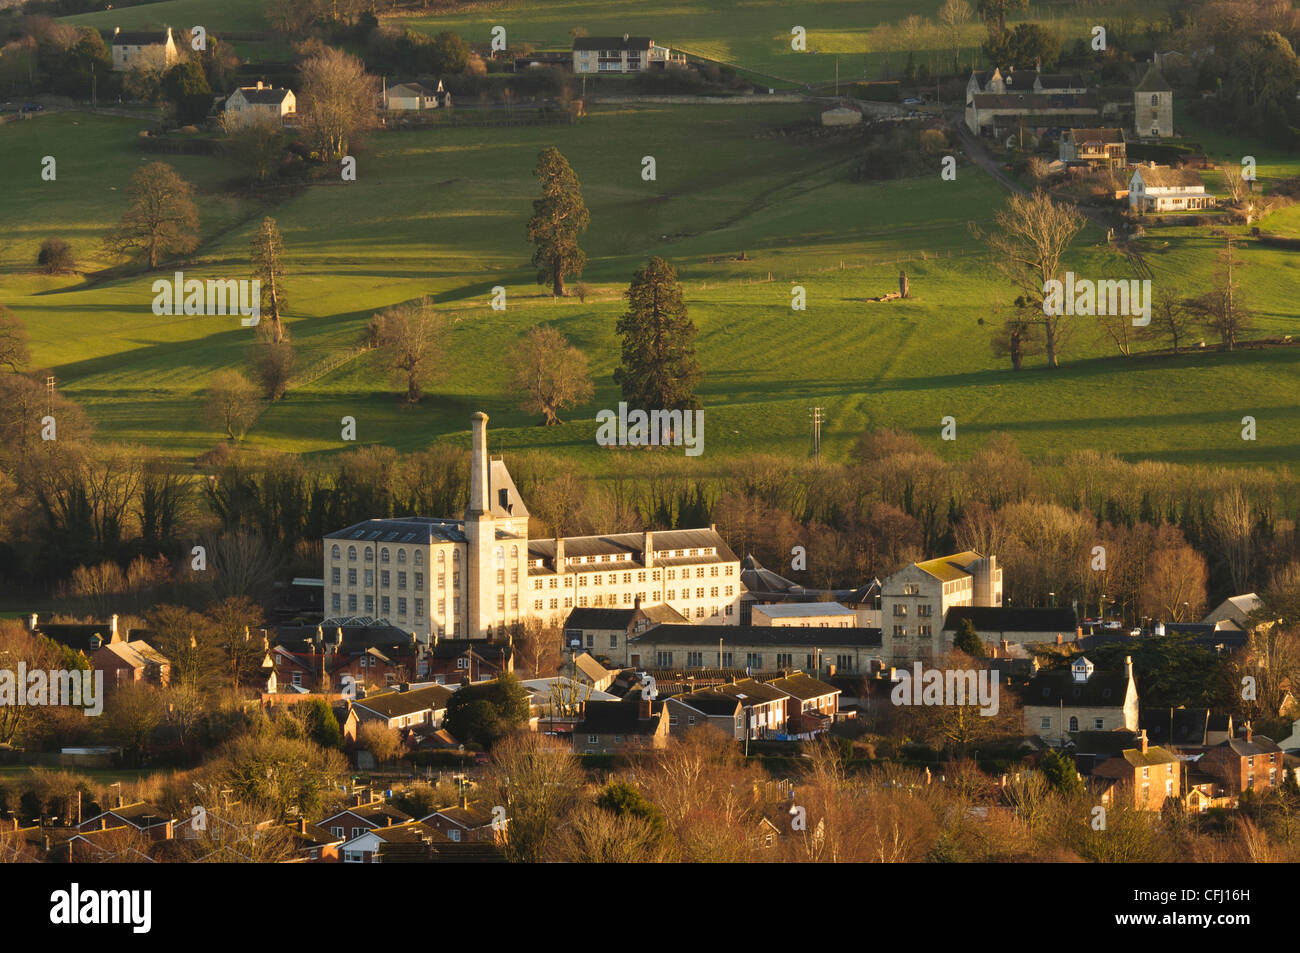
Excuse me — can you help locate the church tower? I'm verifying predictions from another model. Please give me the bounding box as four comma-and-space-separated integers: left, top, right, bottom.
1135, 62, 1173, 138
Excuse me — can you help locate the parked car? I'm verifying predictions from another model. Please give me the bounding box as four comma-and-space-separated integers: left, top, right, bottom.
1103, 620, 1123, 630
21, 102, 44, 112
902, 97, 921, 105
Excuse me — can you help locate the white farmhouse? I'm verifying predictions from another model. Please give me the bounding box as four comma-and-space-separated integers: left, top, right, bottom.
1128, 162, 1212, 212
111, 26, 180, 72
224, 82, 296, 125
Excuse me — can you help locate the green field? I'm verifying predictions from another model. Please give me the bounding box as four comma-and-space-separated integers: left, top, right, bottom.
3, 100, 1298, 474
390, 0, 1182, 86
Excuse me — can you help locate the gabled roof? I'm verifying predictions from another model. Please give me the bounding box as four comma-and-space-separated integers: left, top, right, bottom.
1067, 127, 1125, 144
1036, 73, 1086, 89
670, 689, 742, 717
766, 673, 840, 702
1024, 666, 1131, 708
1140, 707, 1211, 746
1220, 734, 1281, 757
575, 699, 663, 735
321, 802, 412, 826
971, 93, 1097, 110
352, 684, 454, 720
716, 678, 786, 705
99, 639, 170, 669
563, 608, 639, 630
1131, 164, 1204, 189
388, 82, 432, 97
112, 29, 172, 46
232, 86, 293, 105
572, 653, 612, 684
1094, 745, 1180, 773
530, 528, 736, 566
427, 801, 495, 829
913, 551, 984, 583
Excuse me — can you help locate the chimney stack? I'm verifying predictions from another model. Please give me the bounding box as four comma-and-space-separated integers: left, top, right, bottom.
1245, 722, 1253, 744
1124, 655, 1134, 683
27, 614, 37, 632
298, 817, 307, 834
638, 695, 652, 720
469, 412, 489, 515
554, 537, 565, 573
1138, 729, 1148, 754
643, 531, 654, 569
110, 614, 119, 641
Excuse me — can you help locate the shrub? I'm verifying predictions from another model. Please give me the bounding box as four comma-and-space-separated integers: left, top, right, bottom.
37, 237, 75, 274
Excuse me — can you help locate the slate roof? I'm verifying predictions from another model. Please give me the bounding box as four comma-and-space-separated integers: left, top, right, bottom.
99, 640, 170, 669
325, 517, 467, 544
914, 551, 984, 583
630, 623, 883, 649
716, 678, 786, 705
1037, 72, 1086, 89
943, 606, 1077, 633
233, 86, 293, 105
573, 35, 654, 51
1094, 746, 1180, 773
671, 689, 742, 717
765, 673, 840, 701
529, 528, 736, 566
112, 30, 172, 46
1136, 63, 1172, 92
352, 684, 454, 719
1068, 126, 1125, 143
575, 699, 663, 735
971, 93, 1098, 110
752, 602, 854, 619
1023, 667, 1130, 707
1140, 707, 1212, 746
1132, 164, 1204, 189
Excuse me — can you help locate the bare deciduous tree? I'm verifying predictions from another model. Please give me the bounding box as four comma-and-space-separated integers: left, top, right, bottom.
506, 325, 594, 426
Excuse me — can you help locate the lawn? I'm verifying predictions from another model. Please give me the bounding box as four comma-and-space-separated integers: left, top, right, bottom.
2, 102, 1297, 476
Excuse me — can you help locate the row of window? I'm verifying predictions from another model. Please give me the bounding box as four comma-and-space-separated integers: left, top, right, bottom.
534, 565, 728, 589
892, 604, 932, 617
650, 651, 852, 671
891, 625, 933, 638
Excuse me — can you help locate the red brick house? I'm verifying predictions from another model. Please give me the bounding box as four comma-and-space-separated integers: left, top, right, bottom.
1195, 724, 1283, 804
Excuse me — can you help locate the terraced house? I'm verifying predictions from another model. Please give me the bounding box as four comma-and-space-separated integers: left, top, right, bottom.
324, 412, 741, 643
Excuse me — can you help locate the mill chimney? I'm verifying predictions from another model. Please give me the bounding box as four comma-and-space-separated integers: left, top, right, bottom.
469, 412, 489, 515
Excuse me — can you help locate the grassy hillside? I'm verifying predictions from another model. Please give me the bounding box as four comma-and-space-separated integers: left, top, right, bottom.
3, 104, 1297, 475
62, 0, 269, 32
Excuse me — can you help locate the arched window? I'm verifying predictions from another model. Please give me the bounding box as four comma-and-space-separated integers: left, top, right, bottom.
454, 550, 461, 564
347, 546, 357, 561
397, 549, 407, 564
510, 545, 518, 559
437, 551, 445, 565
381, 548, 390, 563
413, 550, 422, 566
1150, 94, 1159, 105
331, 545, 341, 559
495, 546, 505, 569
1068, 716, 1079, 732
364, 547, 374, 562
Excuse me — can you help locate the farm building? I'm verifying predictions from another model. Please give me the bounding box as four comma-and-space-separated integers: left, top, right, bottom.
384, 80, 451, 112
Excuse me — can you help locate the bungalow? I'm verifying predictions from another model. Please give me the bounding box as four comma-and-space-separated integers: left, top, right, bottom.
342, 683, 455, 742
67, 825, 155, 863
110, 26, 180, 72
384, 80, 451, 111
573, 696, 669, 754
1202, 593, 1263, 632
341, 821, 444, 863
1128, 163, 1212, 213
93, 639, 170, 691
77, 801, 175, 842
1023, 655, 1139, 745
224, 82, 296, 125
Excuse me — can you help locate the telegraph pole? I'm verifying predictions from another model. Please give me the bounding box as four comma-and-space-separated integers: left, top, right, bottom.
809, 406, 823, 461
